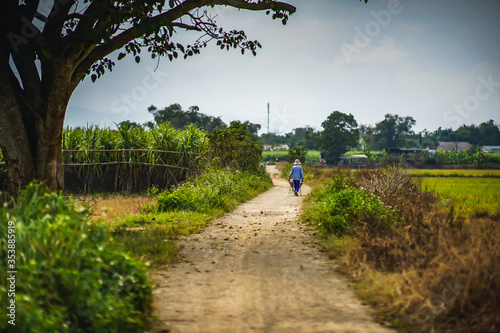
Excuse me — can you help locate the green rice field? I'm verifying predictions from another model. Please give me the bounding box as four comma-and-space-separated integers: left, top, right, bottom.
420, 176, 500, 217
409, 169, 500, 178
261, 150, 320, 163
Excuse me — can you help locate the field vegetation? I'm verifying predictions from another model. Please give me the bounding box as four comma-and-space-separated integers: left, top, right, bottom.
111, 168, 272, 269
420, 177, 500, 217
297, 164, 499, 332
0, 120, 272, 332
408, 168, 500, 177
62, 123, 207, 193
261, 149, 320, 164
0, 184, 152, 332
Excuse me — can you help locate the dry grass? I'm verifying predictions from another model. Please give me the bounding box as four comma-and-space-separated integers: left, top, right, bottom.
72, 194, 155, 224
305, 165, 500, 332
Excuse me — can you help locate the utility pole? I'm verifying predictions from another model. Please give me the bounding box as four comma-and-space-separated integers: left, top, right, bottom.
267, 102, 270, 133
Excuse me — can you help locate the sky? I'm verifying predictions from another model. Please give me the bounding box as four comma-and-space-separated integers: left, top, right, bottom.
65, 0, 500, 135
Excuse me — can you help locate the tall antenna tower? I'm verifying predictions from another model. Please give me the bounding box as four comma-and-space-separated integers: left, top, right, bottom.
267, 103, 270, 133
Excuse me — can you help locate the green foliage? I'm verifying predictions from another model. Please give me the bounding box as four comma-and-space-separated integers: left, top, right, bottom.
157, 168, 271, 214
0, 183, 152, 332
368, 113, 416, 150
62, 122, 207, 193
287, 145, 308, 164
424, 120, 500, 146
317, 111, 359, 164
112, 226, 179, 269
421, 176, 500, 217
208, 121, 263, 171
262, 149, 320, 164
148, 104, 226, 132
258, 127, 319, 150
302, 174, 398, 236
111, 167, 272, 269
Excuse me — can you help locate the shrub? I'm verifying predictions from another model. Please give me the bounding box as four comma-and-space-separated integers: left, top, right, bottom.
303, 165, 500, 332
156, 168, 271, 214
0, 184, 152, 332
207, 121, 263, 171
287, 145, 308, 164
303, 174, 398, 236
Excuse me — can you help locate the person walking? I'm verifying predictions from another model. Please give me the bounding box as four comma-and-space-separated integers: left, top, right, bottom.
288, 159, 304, 196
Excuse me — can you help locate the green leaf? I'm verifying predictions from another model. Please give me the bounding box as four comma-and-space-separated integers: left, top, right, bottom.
135, 56, 141, 63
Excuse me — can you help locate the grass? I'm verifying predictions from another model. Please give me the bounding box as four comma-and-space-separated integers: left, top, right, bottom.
108, 168, 272, 270
0, 184, 152, 332
74, 194, 156, 224
409, 169, 500, 177
421, 177, 500, 217
261, 149, 320, 164
300, 166, 500, 332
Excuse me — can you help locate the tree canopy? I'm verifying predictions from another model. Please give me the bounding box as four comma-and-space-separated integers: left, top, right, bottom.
317, 111, 359, 164
148, 104, 226, 132
0, 0, 295, 195
367, 114, 416, 150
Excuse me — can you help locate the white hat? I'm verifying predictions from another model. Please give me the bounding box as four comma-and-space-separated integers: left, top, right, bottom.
294, 159, 301, 165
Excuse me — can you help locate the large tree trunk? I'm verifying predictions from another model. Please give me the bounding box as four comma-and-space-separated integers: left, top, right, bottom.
0, 56, 72, 197
0, 79, 36, 196
0, 0, 296, 198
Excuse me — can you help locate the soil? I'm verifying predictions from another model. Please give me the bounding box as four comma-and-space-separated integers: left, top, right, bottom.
146, 166, 396, 333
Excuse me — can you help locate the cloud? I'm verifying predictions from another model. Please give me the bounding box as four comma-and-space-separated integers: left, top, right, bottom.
338, 36, 407, 65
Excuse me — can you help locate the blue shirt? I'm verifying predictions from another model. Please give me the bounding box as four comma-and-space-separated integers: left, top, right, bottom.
289, 165, 304, 180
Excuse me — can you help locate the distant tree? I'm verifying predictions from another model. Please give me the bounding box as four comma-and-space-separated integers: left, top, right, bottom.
243, 121, 262, 135
287, 145, 308, 164
317, 111, 358, 164
425, 120, 500, 147
148, 104, 225, 132
117, 120, 142, 129
258, 133, 287, 146
143, 121, 156, 130
291, 126, 317, 149
208, 121, 262, 171
370, 114, 415, 149
478, 120, 500, 145
0, 0, 295, 195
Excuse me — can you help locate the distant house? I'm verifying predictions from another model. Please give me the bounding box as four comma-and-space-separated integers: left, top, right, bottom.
262, 144, 290, 151
482, 145, 500, 153
357, 131, 367, 150
436, 142, 471, 152
339, 154, 368, 167
385, 148, 422, 155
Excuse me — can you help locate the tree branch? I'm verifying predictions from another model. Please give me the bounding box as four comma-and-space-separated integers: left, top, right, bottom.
172, 22, 202, 31
70, 0, 295, 86
211, 0, 296, 13
42, 0, 77, 42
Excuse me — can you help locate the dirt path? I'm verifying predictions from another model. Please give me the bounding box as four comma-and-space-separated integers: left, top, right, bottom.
147, 166, 395, 333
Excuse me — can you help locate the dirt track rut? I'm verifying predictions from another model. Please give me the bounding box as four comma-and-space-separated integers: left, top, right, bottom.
147, 166, 395, 333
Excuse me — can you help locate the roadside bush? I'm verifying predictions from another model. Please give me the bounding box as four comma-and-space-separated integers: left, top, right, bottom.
156, 167, 272, 214
302, 174, 397, 236
302, 165, 500, 332
287, 145, 308, 164
0, 183, 152, 333
207, 121, 263, 171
